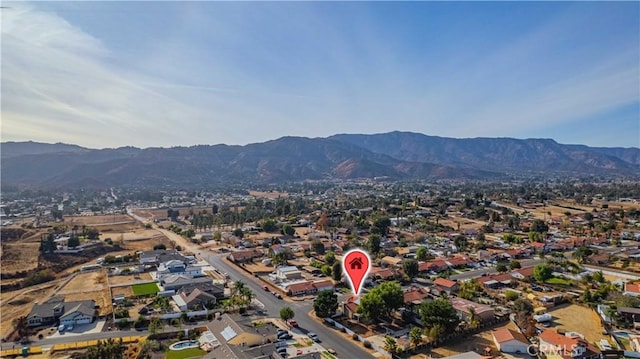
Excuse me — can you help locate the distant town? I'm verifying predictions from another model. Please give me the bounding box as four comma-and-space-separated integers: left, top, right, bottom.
1, 179, 640, 359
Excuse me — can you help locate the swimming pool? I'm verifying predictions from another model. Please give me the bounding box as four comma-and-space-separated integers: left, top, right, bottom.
614, 331, 630, 338
169, 340, 200, 351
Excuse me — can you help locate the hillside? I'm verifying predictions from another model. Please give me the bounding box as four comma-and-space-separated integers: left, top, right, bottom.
2, 132, 638, 189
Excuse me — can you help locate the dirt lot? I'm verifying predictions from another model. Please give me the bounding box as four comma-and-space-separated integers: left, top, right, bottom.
131, 206, 212, 220
57, 271, 112, 316
65, 215, 134, 225
431, 321, 518, 357
111, 286, 133, 298
244, 263, 276, 274
99, 229, 164, 242
108, 273, 153, 286
548, 304, 606, 344
58, 272, 107, 294
1, 241, 40, 273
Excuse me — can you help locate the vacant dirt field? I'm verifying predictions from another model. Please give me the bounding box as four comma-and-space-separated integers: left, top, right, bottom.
132, 206, 213, 220
65, 215, 134, 225
1, 241, 40, 273
58, 272, 107, 294
99, 229, 164, 242
244, 263, 275, 274
548, 304, 606, 344
431, 321, 518, 357
108, 273, 152, 286
111, 286, 133, 298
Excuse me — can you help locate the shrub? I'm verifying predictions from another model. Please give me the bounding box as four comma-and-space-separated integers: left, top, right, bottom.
352, 333, 359, 341
363, 340, 372, 349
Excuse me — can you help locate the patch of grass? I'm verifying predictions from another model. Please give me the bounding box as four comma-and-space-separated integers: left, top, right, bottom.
322, 352, 337, 359
132, 282, 160, 296
546, 277, 572, 286
293, 343, 303, 348
165, 348, 206, 359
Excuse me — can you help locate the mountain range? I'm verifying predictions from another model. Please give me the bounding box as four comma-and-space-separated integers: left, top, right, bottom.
2, 132, 639, 189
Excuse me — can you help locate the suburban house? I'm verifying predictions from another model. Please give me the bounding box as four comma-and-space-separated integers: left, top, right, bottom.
27, 296, 96, 328
285, 280, 334, 296
624, 282, 640, 297
177, 287, 217, 310
139, 250, 186, 265
449, 297, 495, 322
161, 274, 212, 291
492, 328, 530, 353
446, 256, 473, 268
227, 249, 263, 263
433, 278, 460, 295
59, 301, 96, 327
538, 330, 600, 359
342, 295, 361, 320
381, 256, 403, 268
478, 273, 513, 289
418, 259, 448, 273
371, 267, 399, 281
276, 266, 303, 281
511, 266, 535, 281
403, 286, 430, 310
617, 307, 640, 329
156, 259, 203, 280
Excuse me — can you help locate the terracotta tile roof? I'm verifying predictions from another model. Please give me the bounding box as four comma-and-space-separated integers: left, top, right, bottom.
345, 302, 358, 314
419, 259, 448, 272
626, 282, 640, 294
286, 281, 316, 293
538, 330, 599, 357
478, 273, 512, 284
447, 256, 472, 267
513, 266, 535, 278
403, 287, 428, 304
493, 328, 529, 344
434, 277, 458, 288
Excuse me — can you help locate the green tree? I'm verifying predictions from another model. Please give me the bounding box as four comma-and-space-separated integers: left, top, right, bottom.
148, 317, 163, 338
321, 265, 332, 277
509, 260, 522, 270
416, 247, 428, 261
281, 224, 295, 236
232, 228, 244, 238
332, 261, 342, 281
357, 290, 384, 320
403, 259, 419, 278
325, 251, 336, 265
67, 235, 80, 248
505, 291, 519, 301
496, 263, 508, 273
377, 281, 404, 317
454, 235, 468, 251
313, 290, 338, 318
467, 306, 480, 329
573, 246, 594, 264
367, 234, 382, 254
372, 216, 391, 235
280, 307, 295, 321
409, 326, 423, 351
419, 298, 460, 339
311, 240, 326, 255
533, 263, 553, 282
261, 218, 277, 232
593, 271, 605, 283
530, 219, 549, 233
384, 336, 398, 354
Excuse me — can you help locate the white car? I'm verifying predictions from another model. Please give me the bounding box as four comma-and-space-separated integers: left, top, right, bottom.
307, 333, 320, 342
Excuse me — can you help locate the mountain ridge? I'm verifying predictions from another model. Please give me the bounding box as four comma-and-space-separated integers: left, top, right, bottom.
2, 132, 638, 189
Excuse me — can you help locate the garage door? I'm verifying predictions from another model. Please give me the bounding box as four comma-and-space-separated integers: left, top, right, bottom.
75, 317, 92, 325
503, 344, 528, 353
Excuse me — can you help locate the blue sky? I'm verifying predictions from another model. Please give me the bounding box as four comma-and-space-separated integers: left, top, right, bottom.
2, 1, 638, 148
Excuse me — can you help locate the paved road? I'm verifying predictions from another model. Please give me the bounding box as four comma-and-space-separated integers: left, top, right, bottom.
450, 258, 545, 281
204, 253, 376, 359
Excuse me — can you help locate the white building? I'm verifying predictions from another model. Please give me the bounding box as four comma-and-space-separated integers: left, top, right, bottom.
276, 266, 303, 281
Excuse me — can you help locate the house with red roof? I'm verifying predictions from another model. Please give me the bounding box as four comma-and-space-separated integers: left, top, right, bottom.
538, 330, 600, 359
433, 277, 459, 295
624, 282, 640, 297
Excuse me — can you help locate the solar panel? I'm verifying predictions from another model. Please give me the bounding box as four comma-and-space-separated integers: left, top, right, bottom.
221, 326, 237, 341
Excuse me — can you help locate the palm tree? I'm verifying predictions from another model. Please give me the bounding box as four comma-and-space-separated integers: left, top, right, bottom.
409, 327, 423, 352
384, 335, 398, 354
240, 286, 254, 307
468, 307, 480, 329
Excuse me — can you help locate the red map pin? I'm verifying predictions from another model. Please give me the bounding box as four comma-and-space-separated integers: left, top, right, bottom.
343, 249, 371, 296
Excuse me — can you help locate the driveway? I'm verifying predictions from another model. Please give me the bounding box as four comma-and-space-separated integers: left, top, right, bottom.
47, 320, 106, 339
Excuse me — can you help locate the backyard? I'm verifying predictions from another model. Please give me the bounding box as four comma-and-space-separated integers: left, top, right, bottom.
165, 347, 206, 359
548, 304, 606, 344
132, 283, 160, 296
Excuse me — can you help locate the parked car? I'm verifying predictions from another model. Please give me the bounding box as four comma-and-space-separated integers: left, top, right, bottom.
288, 320, 298, 327
307, 333, 320, 342
327, 348, 337, 355
263, 285, 269, 291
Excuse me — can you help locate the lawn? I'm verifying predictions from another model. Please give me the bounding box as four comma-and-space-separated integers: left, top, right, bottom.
132, 283, 160, 296
322, 352, 337, 359
165, 348, 206, 359
546, 277, 572, 286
